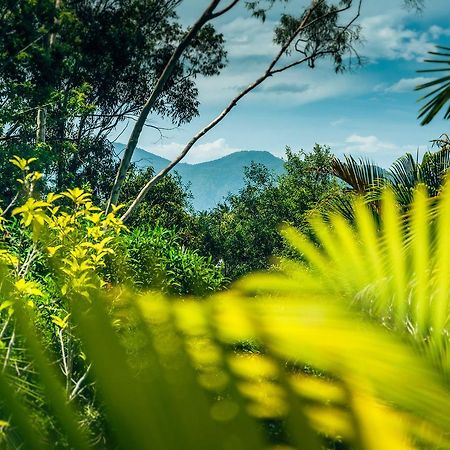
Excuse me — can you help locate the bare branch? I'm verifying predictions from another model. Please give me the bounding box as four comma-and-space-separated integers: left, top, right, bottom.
120, 2, 327, 222
1, 192, 20, 217
69, 364, 92, 401
18, 245, 39, 278
111, 122, 129, 144
2, 328, 15, 373
210, 0, 241, 19
270, 51, 326, 75
0, 35, 45, 71
0, 122, 20, 141
0, 316, 11, 340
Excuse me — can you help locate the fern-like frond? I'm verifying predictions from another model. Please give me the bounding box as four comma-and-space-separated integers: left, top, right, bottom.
331, 155, 386, 194
276, 182, 450, 376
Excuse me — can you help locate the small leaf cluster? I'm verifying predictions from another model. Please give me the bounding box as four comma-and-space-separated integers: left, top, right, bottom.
1, 156, 126, 303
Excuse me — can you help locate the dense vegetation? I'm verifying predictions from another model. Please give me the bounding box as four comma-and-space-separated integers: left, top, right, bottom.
0, 155, 449, 449
0, 0, 449, 449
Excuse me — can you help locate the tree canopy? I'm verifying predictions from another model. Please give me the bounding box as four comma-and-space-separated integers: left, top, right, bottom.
0, 0, 226, 201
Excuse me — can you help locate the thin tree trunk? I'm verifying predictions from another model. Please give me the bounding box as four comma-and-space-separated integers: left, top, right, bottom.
35, 0, 61, 145
36, 107, 46, 143
106, 0, 229, 212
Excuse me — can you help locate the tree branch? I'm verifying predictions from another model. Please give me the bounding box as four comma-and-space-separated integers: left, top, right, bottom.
106, 0, 222, 212
120, 1, 332, 222
36, 0, 61, 144
120, 0, 363, 222
1, 192, 20, 217
210, 0, 241, 19
0, 122, 20, 141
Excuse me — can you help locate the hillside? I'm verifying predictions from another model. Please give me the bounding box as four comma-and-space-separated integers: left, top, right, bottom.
114, 143, 285, 210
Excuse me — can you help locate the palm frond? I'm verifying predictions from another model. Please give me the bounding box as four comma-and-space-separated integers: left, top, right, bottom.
387, 153, 420, 206
388, 148, 450, 205
331, 155, 386, 194
275, 184, 450, 377
416, 45, 450, 125
419, 146, 450, 194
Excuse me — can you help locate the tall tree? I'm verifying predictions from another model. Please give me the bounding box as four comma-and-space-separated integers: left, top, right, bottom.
0, 0, 226, 202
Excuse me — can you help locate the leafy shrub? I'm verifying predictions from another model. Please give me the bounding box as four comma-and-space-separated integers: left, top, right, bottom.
0, 156, 127, 446
109, 225, 225, 296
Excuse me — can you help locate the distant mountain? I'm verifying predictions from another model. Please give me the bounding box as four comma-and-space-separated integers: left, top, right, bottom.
113, 143, 285, 210
114, 143, 171, 172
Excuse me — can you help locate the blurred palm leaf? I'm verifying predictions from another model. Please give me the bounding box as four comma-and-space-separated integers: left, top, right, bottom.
1, 187, 450, 448
416, 45, 450, 125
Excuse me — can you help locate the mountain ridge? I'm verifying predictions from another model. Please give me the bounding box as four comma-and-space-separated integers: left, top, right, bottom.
113, 143, 285, 210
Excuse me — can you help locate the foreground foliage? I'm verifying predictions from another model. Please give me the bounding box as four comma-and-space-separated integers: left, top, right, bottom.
0, 173, 449, 448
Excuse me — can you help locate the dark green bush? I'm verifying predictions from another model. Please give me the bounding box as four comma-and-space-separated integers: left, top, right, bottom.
108, 225, 225, 296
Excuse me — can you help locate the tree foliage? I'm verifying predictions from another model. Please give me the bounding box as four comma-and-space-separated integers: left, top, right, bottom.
0, 0, 226, 199
198, 145, 338, 279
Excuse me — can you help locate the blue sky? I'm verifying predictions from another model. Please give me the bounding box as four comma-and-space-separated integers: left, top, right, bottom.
113, 0, 449, 167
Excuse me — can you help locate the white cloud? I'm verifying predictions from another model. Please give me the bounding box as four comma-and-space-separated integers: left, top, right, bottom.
197, 63, 370, 107
429, 25, 450, 39
148, 138, 239, 164
255, 72, 362, 104
218, 6, 449, 65
344, 134, 397, 153
327, 132, 436, 167
190, 2, 447, 111
197, 9, 441, 108
384, 76, 431, 93
340, 135, 429, 162
187, 138, 239, 164
144, 141, 184, 160
219, 17, 277, 59
358, 13, 435, 61
330, 118, 348, 127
